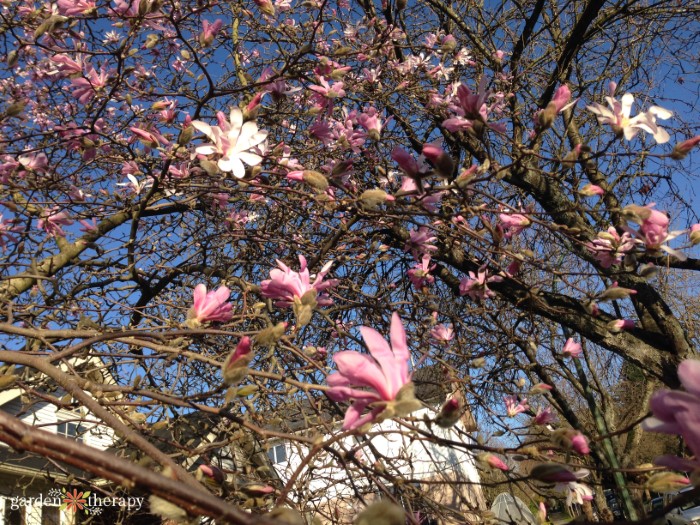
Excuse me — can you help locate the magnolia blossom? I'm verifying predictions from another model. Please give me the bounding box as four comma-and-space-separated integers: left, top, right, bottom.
404, 227, 438, 259
260, 255, 337, 307
187, 284, 233, 325
586, 83, 672, 144
557, 480, 594, 507
562, 338, 582, 358
643, 359, 700, 474
57, 0, 95, 15
326, 313, 421, 430
459, 267, 503, 301
639, 206, 670, 250
192, 108, 268, 178
537, 85, 575, 129
504, 395, 528, 417
430, 323, 454, 343
407, 255, 435, 289
586, 227, 635, 268
498, 213, 530, 239
38, 208, 73, 237
0, 215, 20, 252
533, 406, 556, 425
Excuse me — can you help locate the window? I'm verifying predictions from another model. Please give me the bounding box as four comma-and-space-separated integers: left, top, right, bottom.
267, 444, 287, 464
42, 506, 60, 525
56, 421, 84, 442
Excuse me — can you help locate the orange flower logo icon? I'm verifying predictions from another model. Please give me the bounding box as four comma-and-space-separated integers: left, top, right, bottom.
62, 489, 89, 513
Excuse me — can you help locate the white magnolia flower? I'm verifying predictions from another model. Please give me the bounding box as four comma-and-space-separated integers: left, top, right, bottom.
192, 108, 268, 178
586, 83, 672, 144
117, 174, 153, 195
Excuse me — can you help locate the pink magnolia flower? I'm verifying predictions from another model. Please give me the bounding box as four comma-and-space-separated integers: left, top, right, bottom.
326, 313, 420, 430
18, 152, 48, 173
533, 406, 556, 425
538, 502, 547, 525
459, 267, 503, 301
356, 107, 382, 140
404, 227, 438, 259
586, 227, 635, 268
639, 206, 670, 250
558, 480, 594, 507
391, 147, 421, 178
199, 19, 223, 47
70, 64, 110, 104
408, 255, 435, 289
309, 77, 346, 100
187, 284, 233, 325
586, 83, 672, 144
0, 215, 20, 252
430, 323, 454, 344
192, 108, 268, 178
643, 360, 700, 474
260, 255, 337, 307
38, 208, 73, 237
537, 85, 575, 129
57, 0, 95, 15
504, 395, 528, 417
562, 338, 582, 358
498, 213, 530, 239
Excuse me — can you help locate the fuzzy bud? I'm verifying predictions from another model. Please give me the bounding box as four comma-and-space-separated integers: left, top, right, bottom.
222, 337, 253, 385
435, 397, 462, 428
354, 501, 405, 525
551, 429, 590, 455
646, 472, 690, 493
670, 136, 700, 160
359, 189, 395, 210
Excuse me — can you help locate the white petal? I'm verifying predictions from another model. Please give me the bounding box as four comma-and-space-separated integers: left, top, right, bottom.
195, 145, 218, 155
653, 127, 670, 144
229, 108, 243, 130
649, 105, 673, 120
191, 121, 215, 140
620, 93, 634, 118
237, 151, 262, 166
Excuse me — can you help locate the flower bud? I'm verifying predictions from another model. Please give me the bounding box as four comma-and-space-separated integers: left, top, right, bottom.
646, 472, 690, 493
222, 337, 253, 385
478, 453, 509, 471
435, 397, 462, 428
670, 136, 700, 160
359, 189, 395, 210
579, 183, 604, 196
689, 224, 700, 245
422, 143, 454, 178
256, 322, 287, 346
607, 319, 635, 333
530, 463, 579, 483
551, 429, 590, 455
529, 383, 553, 395
354, 501, 405, 525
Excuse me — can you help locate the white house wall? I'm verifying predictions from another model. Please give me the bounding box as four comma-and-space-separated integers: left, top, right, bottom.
272, 408, 483, 505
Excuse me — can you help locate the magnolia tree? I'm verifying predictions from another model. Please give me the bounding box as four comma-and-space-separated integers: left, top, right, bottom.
0, 0, 699, 522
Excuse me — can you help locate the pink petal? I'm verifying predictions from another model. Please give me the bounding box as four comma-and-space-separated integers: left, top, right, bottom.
679, 360, 700, 397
